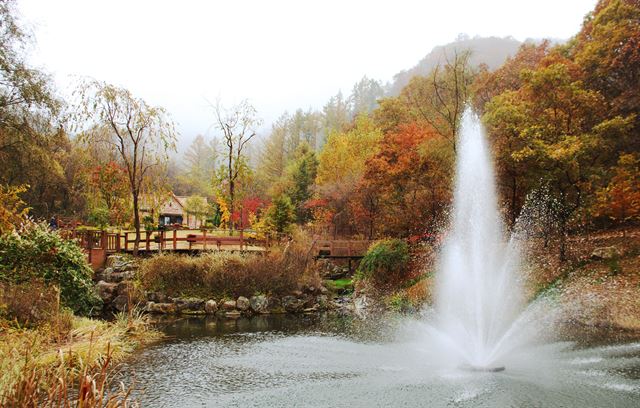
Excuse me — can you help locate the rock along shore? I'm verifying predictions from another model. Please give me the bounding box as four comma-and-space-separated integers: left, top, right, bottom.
94, 255, 360, 318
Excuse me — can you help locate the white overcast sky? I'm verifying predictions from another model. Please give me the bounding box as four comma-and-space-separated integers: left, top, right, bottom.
18, 0, 597, 142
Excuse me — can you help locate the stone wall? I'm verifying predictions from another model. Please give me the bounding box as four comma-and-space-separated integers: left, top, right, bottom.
95, 255, 359, 317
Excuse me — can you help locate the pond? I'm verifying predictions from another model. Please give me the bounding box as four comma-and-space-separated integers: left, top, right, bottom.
116, 314, 640, 407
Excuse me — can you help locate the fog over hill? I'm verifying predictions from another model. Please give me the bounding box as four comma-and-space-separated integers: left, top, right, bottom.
386, 35, 524, 96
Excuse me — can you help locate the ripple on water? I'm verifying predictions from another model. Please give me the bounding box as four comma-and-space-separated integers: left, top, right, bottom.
114, 316, 640, 408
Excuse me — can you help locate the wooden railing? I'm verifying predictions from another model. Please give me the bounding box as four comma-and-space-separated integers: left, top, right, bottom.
61, 229, 120, 252
61, 228, 266, 253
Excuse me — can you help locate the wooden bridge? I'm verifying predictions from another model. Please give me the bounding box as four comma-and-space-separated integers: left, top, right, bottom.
310, 239, 372, 259
309, 239, 372, 271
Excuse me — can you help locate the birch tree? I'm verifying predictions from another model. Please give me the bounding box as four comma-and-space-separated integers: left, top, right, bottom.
76, 80, 176, 253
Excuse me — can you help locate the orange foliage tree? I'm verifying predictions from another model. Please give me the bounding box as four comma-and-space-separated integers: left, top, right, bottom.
594, 154, 640, 225
353, 123, 453, 238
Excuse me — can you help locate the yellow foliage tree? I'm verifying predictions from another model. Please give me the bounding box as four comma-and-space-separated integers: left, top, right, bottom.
315, 114, 382, 235
0, 185, 29, 234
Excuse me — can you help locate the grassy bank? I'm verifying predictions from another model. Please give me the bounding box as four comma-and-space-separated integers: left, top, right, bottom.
0, 311, 160, 406
529, 227, 640, 330
393, 227, 640, 330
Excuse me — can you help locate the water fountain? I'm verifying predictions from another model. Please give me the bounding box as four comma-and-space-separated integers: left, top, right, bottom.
431, 109, 528, 372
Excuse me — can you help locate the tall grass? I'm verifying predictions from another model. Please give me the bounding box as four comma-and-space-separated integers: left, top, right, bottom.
3, 344, 136, 407
139, 240, 320, 298
0, 311, 159, 406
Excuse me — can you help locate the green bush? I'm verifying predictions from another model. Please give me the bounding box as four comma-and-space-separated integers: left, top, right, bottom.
143, 215, 155, 231
356, 239, 410, 287
0, 223, 101, 315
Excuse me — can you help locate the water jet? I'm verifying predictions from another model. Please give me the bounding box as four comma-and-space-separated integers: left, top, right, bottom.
431, 108, 526, 370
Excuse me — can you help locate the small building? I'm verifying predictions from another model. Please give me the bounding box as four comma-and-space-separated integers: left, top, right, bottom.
141, 193, 207, 229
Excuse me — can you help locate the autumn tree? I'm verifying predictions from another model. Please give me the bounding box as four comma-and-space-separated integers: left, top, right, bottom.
316, 115, 382, 236
178, 134, 217, 196
286, 109, 323, 154
354, 123, 453, 238
593, 153, 640, 226
0, 0, 67, 217
400, 49, 475, 152
573, 0, 640, 122
212, 99, 262, 233
184, 195, 210, 226
256, 194, 295, 239
471, 41, 551, 114
0, 184, 28, 233
76, 80, 177, 253
322, 91, 350, 145
349, 76, 384, 117
258, 114, 290, 187
482, 53, 629, 259
89, 161, 130, 226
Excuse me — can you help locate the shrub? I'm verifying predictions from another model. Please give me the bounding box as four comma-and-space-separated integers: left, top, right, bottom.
356, 239, 411, 288
0, 223, 101, 315
0, 281, 60, 327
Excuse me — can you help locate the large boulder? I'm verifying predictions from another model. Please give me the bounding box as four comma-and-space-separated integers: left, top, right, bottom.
250, 295, 269, 314
147, 292, 169, 303
145, 301, 176, 314
204, 300, 218, 314
222, 300, 237, 311
591, 246, 621, 260
105, 255, 126, 269
282, 296, 304, 313
106, 255, 136, 272
97, 267, 114, 282
112, 294, 129, 312
95, 281, 117, 303
109, 270, 137, 283
174, 297, 205, 313
236, 296, 250, 311
267, 297, 284, 313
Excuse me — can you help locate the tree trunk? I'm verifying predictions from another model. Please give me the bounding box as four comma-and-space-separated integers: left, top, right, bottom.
559, 217, 567, 263
132, 191, 140, 256
228, 179, 235, 236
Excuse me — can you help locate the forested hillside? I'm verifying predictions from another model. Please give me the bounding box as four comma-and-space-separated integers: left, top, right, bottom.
1, 0, 638, 261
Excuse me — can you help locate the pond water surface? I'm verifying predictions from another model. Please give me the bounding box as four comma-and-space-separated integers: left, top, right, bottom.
116, 314, 640, 407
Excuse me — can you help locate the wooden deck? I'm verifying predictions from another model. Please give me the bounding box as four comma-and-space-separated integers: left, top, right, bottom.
60, 229, 267, 269
60, 229, 373, 270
